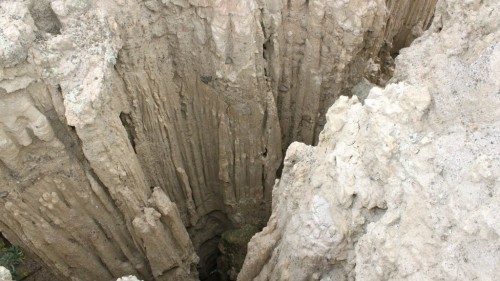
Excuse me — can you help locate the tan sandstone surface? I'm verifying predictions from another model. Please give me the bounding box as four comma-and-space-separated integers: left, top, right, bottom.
4, 0, 494, 280
239, 0, 500, 280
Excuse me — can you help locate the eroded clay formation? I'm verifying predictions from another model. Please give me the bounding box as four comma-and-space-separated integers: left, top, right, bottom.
2, 0, 496, 281
240, 0, 500, 280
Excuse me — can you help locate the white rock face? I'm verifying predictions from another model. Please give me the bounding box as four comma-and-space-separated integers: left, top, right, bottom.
0, 267, 12, 281
239, 0, 500, 280
116, 276, 142, 281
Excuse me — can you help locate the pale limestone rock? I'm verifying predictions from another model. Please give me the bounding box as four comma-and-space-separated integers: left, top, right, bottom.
0, 2, 36, 68
116, 276, 142, 281
0, 267, 12, 281
240, 0, 499, 280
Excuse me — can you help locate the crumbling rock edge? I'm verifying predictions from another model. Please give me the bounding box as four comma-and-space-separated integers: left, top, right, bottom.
0, 266, 12, 281
239, 0, 500, 280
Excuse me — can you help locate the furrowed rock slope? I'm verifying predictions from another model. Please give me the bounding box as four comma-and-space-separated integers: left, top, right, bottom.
270, 0, 437, 147
239, 0, 500, 280
1, 0, 437, 280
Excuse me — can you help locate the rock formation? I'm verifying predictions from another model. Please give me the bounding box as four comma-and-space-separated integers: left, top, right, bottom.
116, 276, 142, 281
268, 0, 437, 147
239, 0, 500, 280
0, 266, 12, 281
7, 0, 494, 280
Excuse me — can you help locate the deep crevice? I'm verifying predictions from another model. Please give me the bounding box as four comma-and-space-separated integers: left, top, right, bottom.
28, 0, 62, 35
119, 113, 137, 154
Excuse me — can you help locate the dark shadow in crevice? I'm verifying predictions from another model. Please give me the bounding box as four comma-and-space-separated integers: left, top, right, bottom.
28, 0, 62, 35
119, 113, 137, 154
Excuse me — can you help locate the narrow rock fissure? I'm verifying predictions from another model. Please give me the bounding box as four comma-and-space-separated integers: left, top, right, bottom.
28, 0, 62, 35
119, 113, 137, 154
0, 1, 470, 281
213, 4, 436, 279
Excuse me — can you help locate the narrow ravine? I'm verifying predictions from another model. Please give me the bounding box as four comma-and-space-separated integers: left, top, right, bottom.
0, 1, 448, 281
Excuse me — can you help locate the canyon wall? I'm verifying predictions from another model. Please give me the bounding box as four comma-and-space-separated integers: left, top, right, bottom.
1, 0, 438, 280
269, 0, 437, 147
240, 0, 500, 280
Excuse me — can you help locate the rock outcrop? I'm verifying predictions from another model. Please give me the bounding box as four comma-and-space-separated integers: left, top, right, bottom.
239, 0, 500, 280
1, 0, 441, 280
0, 267, 12, 281
116, 276, 142, 281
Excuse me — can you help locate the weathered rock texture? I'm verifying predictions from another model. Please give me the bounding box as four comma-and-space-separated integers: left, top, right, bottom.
269, 0, 437, 147
239, 0, 500, 280
1, 0, 438, 280
116, 276, 142, 281
0, 266, 12, 281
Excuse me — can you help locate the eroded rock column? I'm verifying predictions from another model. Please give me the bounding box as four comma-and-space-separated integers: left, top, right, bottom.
1, 1, 198, 280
